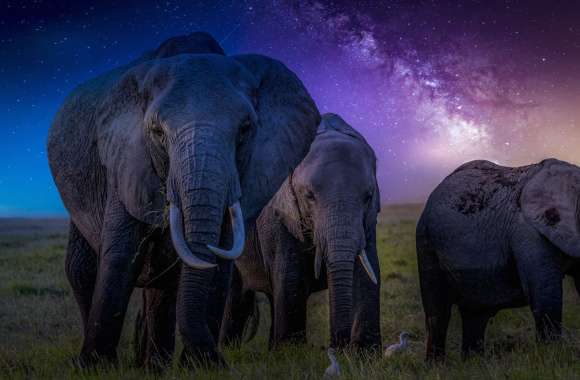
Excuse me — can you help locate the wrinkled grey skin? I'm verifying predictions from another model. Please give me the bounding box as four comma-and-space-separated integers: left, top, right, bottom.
220, 114, 382, 350
47, 32, 319, 369
417, 158, 580, 362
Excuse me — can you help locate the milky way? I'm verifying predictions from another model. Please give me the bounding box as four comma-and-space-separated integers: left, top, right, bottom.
1, 1, 579, 215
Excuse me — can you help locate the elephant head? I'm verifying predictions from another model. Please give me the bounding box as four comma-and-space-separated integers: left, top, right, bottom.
521, 159, 580, 258
272, 113, 381, 348
96, 33, 320, 360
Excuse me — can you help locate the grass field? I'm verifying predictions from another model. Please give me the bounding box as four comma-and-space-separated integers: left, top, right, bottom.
2, 204, 580, 379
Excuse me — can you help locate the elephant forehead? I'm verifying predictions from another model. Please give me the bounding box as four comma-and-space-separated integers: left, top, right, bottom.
305, 134, 373, 169
297, 149, 375, 192
142, 57, 256, 120
139, 55, 255, 94
154, 83, 249, 123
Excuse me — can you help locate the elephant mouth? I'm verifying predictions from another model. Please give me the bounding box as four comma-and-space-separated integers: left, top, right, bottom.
169, 201, 245, 269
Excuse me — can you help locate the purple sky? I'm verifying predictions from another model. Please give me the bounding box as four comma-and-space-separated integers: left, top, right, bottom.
1, 1, 580, 215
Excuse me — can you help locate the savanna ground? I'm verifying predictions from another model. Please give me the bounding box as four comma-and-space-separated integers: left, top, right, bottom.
2, 204, 580, 379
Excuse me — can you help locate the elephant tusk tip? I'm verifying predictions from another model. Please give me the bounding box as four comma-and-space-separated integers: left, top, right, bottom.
200, 263, 218, 269
358, 250, 378, 285
203, 202, 245, 260
206, 243, 243, 260
170, 204, 219, 270
206, 244, 221, 254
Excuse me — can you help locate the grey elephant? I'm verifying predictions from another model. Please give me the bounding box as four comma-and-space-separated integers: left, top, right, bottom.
219, 114, 382, 350
47, 32, 320, 368
417, 158, 580, 361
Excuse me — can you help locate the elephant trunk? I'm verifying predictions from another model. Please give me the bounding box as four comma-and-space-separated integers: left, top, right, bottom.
169, 128, 241, 363
319, 210, 379, 349
321, 214, 357, 348
327, 250, 355, 348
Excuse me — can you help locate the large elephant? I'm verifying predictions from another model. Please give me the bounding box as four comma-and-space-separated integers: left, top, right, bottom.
220, 114, 382, 350
417, 158, 580, 361
47, 32, 320, 368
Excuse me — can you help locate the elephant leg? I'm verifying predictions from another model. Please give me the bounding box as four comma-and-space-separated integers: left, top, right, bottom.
134, 286, 177, 370
423, 291, 451, 363
513, 228, 563, 341
573, 272, 580, 299
177, 266, 227, 368
65, 222, 97, 335
351, 227, 382, 351
531, 285, 563, 341
418, 239, 451, 363
80, 192, 144, 366
207, 212, 235, 342
460, 309, 494, 359
270, 259, 308, 349
266, 293, 275, 348
207, 258, 233, 343
219, 266, 256, 346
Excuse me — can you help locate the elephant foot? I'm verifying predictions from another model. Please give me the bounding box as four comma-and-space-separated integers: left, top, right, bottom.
180, 347, 227, 370
74, 350, 118, 369
269, 333, 307, 350
133, 312, 174, 372
350, 332, 382, 353
330, 333, 351, 351
137, 350, 173, 373
350, 340, 382, 354
426, 351, 446, 365
142, 358, 172, 374
133, 309, 145, 367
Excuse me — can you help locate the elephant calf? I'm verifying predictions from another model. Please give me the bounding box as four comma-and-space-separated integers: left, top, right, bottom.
417, 159, 580, 361
220, 114, 382, 350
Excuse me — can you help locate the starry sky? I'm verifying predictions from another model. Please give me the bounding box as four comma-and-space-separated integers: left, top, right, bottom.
1, 0, 580, 216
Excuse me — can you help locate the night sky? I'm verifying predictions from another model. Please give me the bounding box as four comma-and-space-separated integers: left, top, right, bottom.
1, 1, 580, 216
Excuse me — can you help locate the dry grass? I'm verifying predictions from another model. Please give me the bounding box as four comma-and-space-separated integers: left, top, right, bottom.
2, 205, 580, 379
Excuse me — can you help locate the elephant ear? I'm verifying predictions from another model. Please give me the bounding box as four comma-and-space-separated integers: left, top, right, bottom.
96, 72, 165, 225
363, 145, 381, 243
270, 176, 306, 241
233, 54, 320, 222
521, 159, 580, 257
365, 178, 381, 238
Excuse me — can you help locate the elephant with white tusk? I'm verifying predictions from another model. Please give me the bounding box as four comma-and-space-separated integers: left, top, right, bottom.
418, 158, 580, 362
48, 32, 320, 370
220, 114, 382, 351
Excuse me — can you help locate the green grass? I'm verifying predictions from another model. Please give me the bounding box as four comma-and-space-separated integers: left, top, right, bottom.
2, 205, 580, 379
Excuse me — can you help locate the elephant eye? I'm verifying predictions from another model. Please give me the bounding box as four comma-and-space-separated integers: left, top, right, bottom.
364, 191, 373, 204
237, 119, 252, 149
151, 126, 164, 137
305, 190, 316, 202
240, 119, 251, 136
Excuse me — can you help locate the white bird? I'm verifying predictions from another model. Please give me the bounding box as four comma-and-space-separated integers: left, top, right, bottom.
383, 331, 411, 358
323, 347, 341, 378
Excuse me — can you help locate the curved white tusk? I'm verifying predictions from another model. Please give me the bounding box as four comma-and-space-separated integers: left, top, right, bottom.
207, 201, 246, 260
358, 249, 378, 285
169, 204, 217, 269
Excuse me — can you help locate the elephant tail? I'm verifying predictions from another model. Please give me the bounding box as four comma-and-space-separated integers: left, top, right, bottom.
242, 296, 260, 343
